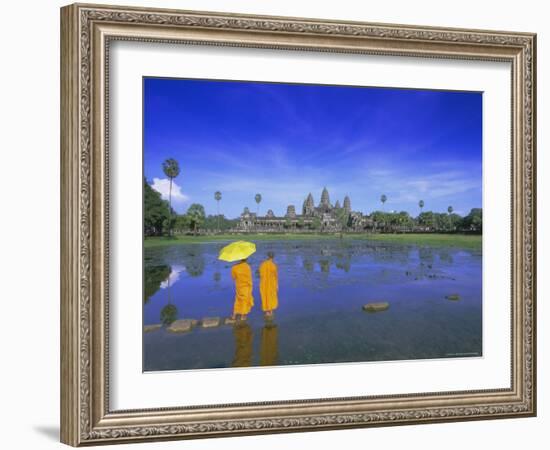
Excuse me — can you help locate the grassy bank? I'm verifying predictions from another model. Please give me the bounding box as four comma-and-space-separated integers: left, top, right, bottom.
144, 233, 481, 250
358, 233, 481, 249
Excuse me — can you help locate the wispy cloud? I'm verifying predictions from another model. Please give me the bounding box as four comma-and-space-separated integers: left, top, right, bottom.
349, 166, 481, 211
151, 178, 190, 205
178, 141, 481, 217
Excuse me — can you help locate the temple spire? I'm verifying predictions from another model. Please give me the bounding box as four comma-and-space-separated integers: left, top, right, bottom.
320, 187, 330, 207
343, 195, 351, 213
303, 193, 315, 215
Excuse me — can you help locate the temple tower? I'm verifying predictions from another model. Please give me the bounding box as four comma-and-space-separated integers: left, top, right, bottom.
285, 205, 297, 218
343, 196, 351, 214
303, 193, 315, 215
335, 200, 341, 209
320, 187, 330, 208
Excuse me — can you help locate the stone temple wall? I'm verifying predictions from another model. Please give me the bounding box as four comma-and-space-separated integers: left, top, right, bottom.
235, 188, 372, 232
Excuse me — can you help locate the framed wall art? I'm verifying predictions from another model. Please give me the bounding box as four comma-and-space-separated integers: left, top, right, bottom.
60, 2, 537, 446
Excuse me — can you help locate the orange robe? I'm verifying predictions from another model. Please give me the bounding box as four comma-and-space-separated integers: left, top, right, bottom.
231, 262, 254, 315
259, 259, 278, 312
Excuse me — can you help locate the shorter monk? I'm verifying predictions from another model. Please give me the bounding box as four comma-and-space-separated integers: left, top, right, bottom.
231, 258, 254, 320
259, 252, 279, 317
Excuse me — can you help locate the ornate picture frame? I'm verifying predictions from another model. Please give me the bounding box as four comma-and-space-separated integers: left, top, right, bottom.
60, 3, 536, 446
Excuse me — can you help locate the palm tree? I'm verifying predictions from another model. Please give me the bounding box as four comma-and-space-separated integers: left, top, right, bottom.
255, 193, 262, 215
447, 205, 454, 231
162, 158, 180, 235
160, 268, 177, 325
380, 194, 387, 211
419, 200, 424, 214
214, 191, 222, 231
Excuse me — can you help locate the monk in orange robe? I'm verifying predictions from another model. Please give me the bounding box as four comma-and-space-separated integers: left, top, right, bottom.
259, 252, 278, 317
231, 259, 254, 320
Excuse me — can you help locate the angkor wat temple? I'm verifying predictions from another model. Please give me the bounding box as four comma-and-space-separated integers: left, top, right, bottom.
236, 187, 372, 232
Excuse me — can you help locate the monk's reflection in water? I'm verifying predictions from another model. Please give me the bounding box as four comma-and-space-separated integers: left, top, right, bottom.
231, 321, 279, 367
260, 322, 278, 366
232, 322, 253, 367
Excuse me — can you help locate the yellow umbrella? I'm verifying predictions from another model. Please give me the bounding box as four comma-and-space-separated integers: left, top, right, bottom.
218, 240, 256, 262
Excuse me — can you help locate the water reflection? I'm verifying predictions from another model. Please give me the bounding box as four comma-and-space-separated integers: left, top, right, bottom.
143, 240, 478, 307
418, 247, 435, 265
335, 258, 351, 272
230, 321, 280, 368
371, 244, 411, 264
143, 241, 471, 292
160, 265, 185, 289
260, 323, 279, 366
232, 323, 253, 367
184, 249, 205, 277
319, 259, 330, 273
160, 304, 178, 325
144, 239, 482, 371
144, 265, 170, 303
438, 249, 454, 264
303, 258, 314, 272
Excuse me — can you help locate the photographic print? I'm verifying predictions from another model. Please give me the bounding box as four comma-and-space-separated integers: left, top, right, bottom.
61, 5, 536, 444
142, 77, 483, 372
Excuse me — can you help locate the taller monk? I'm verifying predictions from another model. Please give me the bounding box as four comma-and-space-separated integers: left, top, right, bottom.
231, 258, 254, 320
259, 252, 279, 317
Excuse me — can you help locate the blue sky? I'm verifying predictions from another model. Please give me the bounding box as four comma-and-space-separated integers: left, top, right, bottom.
144, 77, 482, 218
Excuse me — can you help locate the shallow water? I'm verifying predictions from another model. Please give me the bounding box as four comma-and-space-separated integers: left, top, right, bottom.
143, 239, 482, 371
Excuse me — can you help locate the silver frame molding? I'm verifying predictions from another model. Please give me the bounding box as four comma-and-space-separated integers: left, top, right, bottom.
60, 3, 536, 446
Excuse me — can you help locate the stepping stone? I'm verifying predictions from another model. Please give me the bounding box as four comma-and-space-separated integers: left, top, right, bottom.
167, 319, 195, 333
445, 294, 460, 301
144, 324, 162, 333
224, 317, 237, 325
362, 302, 390, 313
201, 317, 221, 328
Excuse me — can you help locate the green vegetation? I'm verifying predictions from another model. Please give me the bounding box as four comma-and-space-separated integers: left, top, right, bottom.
203, 214, 238, 231
214, 191, 222, 230
143, 178, 172, 236
360, 233, 481, 250
186, 203, 206, 233
255, 193, 262, 215
462, 208, 482, 231
144, 232, 481, 250
144, 265, 171, 303
145, 157, 482, 238
162, 158, 180, 236
311, 216, 321, 230
160, 304, 178, 326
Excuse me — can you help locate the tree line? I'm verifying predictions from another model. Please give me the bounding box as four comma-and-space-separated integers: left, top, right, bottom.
144, 178, 481, 236
144, 158, 482, 236
368, 208, 482, 233
144, 178, 235, 236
